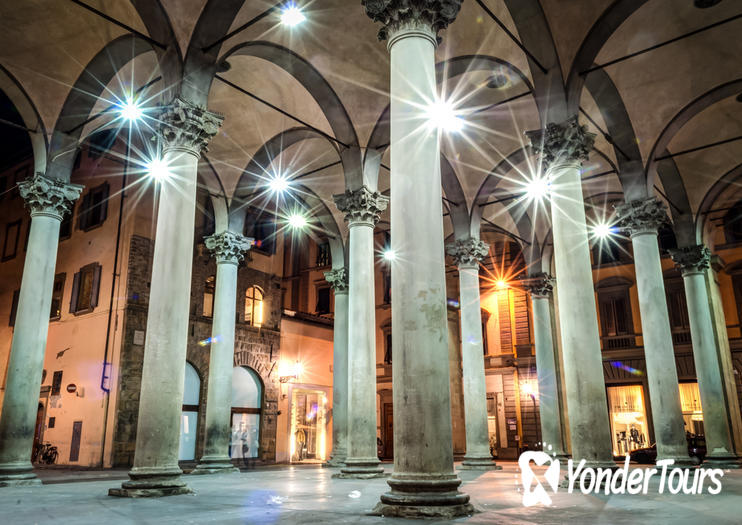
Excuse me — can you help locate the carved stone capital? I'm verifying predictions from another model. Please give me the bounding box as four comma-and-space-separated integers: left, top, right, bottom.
324, 268, 349, 293
333, 186, 389, 227
156, 97, 223, 156
525, 116, 595, 171
204, 231, 253, 264
19, 174, 83, 221
614, 198, 668, 236
362, 0, 463, 42
446, 237, 489, 267
520, 273, 555, 298
669, 245, 711, 275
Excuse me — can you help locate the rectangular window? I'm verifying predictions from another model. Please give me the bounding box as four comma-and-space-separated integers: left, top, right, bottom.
2, 220, 21, 260
48, 417, 56, 429
316, 286, 330, 314
69, 263, 101, 314
69, 421, 83, 462
9, 289, 19, 326
384, 332, 392, 364
77, 182, 109, 231
597, 288, 635, 349
203, 276, 215, 318
50, 273, 66, 320
51, 370, 63, 396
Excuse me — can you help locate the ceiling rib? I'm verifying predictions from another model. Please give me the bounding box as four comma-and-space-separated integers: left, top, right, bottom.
202, 2, 283, 52
655, 134, 742, 161
67, 0, 167, 50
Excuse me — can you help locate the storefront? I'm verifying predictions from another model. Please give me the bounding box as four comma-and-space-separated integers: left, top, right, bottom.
289, 386, 328, 463
678, 381, 704, 437
606, 384, 649, 456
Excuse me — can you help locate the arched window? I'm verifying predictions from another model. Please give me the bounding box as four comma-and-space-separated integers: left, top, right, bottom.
179, 362, 200, 461
203, 276, 215, 317
231, 367, 263, 460
245, 285, 264, 326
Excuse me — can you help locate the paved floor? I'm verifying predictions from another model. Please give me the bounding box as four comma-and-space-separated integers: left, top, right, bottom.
1, 462, 740, 524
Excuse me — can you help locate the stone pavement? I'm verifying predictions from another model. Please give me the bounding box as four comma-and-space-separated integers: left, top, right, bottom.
0, 461, 740, 524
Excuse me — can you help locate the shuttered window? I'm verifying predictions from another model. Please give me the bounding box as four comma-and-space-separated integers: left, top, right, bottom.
77, 182, 109, 231
69, 263, 101, 314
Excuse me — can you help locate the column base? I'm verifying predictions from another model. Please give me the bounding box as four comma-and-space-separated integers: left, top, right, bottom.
703, 453, 742, 470
333, 457, 385, 479
0, 462, 41, 488
656, 455, 699, 468
323, 455, 346, 468
190, 457, 239, 475
109, 467, 192, 498
373, 473, 474, 518
459, 456, 502, 470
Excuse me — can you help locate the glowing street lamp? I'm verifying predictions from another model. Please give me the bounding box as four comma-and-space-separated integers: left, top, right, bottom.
592, 222, 616, 239
268, 175, 290, 194
383, 249, 396, 262
118, 97, 143, 122
426, 100, 464, 133
288, 213, 308, 230
281, 4, 306, 26
525, 177, 550, 201
496, 279, 508, 290
146, 158, 170, 181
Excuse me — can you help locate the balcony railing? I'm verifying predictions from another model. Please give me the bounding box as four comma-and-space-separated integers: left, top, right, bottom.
601, 334, 636, 350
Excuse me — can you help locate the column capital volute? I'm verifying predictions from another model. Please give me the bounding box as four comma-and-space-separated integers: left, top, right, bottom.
669, 245, 711, 275
520, 273, 555, 298
445, 237, 489, 268
614, 198, 669, 237
333, 185, 389, 227
324, 267, 349, 293
156, 97, 224, 157
362, 0, 463, 43
204, 231, 253, 264
19, 173, 83, 221
525, 116, 595, 172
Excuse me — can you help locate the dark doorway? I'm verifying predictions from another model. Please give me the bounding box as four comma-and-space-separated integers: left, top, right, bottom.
32, 402, 44, 459
382, 403, 393, 459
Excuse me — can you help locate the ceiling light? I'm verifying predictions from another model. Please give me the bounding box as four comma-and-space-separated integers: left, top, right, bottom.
383, 249, 396, 261
146, 158, 170, 181
426, 101, 465, 133
496, 279, 508, 290
281, 4, 306, 26
592, 222, 616, 239
288, 213, 307, 229
118, 97, 143, 122
525, 177, 551, 200
268, 175, 290, 194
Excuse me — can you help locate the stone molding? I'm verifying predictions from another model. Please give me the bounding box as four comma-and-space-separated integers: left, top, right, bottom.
19, 173, 83, 221
669, 245, 711, 275
324, 267, 349, 293
520, 273, 555, 298
614, 198, 668, 236
445, 237, 489, 267
362, 0, 463, 41
525, 116, 595, 171
204, 231, 253, 264
157, 97, 223, 156
333, 186, 388, 227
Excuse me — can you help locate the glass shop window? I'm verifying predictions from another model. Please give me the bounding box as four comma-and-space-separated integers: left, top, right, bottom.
679, 382, 704, 437
69, 263, 101, 314
2, 220, 21, 260
316, 286, 330, 315
606, 384, 649, 457
245, 285, 264, 327
316, 242, 330, 267
203, 276, 215, 318
50, 273, 66, 321
77, 182, 109, 231
290, 388, 328, 462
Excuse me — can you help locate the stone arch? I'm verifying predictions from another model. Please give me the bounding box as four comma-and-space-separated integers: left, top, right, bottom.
695, 163, 742, 246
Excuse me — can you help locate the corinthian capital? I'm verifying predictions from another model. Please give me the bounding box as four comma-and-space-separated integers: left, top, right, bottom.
669, 245, 710, 275
324, 267, 349, 293
333, 186, 388, 227
157, 97, 223, 156
520, 273, 555, 298
614, 198, 668, 236
525, 116, 595, 171
204, 231, 253, 264
19, 174, 83, 221
362, 0, 463, 41
446, 237, 489, 267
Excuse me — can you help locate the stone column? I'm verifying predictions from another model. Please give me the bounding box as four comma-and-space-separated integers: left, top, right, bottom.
193, 231, 252, 475
324, 267, 349, 467
0, 175, 82, 487
614, 199, 692, 464
522, 274, 568, 459
446, 237, 499, 470
333, 186, 387, 479
669, 246, 741, 468
526, 117, 614, 467
363, 1, 473, 517
110, 98, 223, 497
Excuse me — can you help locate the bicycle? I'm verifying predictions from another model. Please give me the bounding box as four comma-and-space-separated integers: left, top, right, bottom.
32, 442, 59, 465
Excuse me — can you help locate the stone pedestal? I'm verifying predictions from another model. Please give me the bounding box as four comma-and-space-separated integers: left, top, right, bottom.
192, 231, 252, 475
324, 268, 349, 467
363, 1, 473, 517
670, 246, 741, 469
110, 98, 223, 497
522, 274, 568, 459
333, 187, 387, 479
615, 199, 692, 464
526, 117, 614, 468
0, 175, 82, 488
446, 238, 499, 470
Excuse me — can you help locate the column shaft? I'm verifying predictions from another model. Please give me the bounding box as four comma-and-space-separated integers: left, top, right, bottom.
328, 288, 349, 466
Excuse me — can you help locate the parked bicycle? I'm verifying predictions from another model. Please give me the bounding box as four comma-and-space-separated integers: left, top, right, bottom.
32, 442, 59, 465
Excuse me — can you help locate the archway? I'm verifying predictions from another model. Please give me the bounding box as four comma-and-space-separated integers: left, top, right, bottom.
179, 362, 201, 461
231, 366, 263, 461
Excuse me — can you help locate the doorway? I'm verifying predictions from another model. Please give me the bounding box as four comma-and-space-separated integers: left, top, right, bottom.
231, 366, 262, 460
289, 388, 327, 462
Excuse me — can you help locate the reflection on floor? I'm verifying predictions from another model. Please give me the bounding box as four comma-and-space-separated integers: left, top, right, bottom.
1, 462, 740, 524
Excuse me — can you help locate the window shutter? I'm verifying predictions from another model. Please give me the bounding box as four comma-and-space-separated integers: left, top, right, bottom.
90, 264, 102, 309
77, 192, 91, 230
69, 271, 81, 313
100, 183, 109, 223
9, 289, 19, 326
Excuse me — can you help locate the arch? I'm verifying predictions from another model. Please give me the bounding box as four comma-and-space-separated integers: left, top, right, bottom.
220, 41, 358, 148
695, 163, 742, 245
0, 64, 48, 174
47, 34, 159, 181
